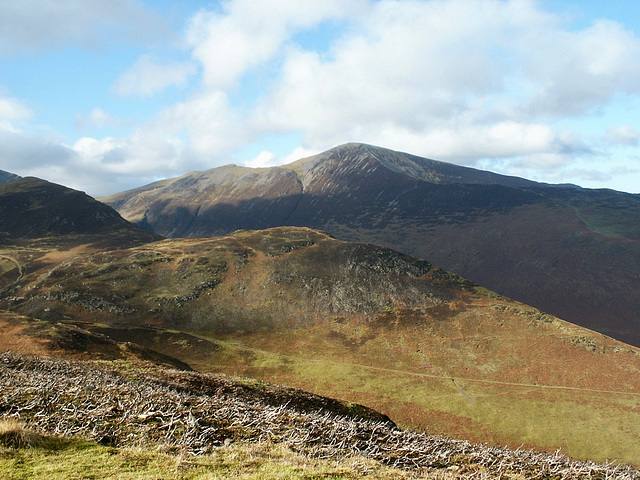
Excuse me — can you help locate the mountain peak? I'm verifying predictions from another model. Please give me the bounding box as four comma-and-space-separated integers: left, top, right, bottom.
289, 142, 537, 188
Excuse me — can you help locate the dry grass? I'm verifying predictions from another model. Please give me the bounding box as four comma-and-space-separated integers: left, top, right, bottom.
1, 352, 638, 479
0, 419, 43, 449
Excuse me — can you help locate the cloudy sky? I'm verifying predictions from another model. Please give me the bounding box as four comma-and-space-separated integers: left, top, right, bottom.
1, 0, 640, 196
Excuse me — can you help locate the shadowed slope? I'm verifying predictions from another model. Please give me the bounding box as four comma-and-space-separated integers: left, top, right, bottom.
0, 177, 161, 248
0, 170, 19, 186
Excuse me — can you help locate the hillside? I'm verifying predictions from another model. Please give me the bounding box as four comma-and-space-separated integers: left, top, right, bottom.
1, 352, 638, 479
101, 143, 640, 347
0, 177, 161, 247
0, 170, 19, 186
0, 177, 126, 239
2, 226, 640, 465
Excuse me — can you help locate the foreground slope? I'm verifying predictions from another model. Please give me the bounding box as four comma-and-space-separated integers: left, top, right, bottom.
101, 143, 640, 347
3, 226, 640, 465
2, 352, 638, 479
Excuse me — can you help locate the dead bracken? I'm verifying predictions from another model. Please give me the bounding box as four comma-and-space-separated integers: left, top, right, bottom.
1, 351, 637, 479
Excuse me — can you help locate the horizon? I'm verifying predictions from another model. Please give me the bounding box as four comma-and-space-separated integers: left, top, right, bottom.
5, 140, 635, 197
1, 0, 640, 196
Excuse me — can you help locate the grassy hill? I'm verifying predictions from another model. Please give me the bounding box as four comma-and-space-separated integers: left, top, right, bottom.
2, 226, 639, 465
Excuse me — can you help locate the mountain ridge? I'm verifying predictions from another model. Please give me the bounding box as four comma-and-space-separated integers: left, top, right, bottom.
100, 143, 640, 347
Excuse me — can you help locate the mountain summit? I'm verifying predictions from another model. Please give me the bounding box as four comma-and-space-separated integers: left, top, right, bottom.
101, 143, 640, 346
289, 142, 539, 188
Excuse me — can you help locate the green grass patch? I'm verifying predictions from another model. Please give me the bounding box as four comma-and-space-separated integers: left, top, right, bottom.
203, 334, 640, 466
0, 437, 435, 480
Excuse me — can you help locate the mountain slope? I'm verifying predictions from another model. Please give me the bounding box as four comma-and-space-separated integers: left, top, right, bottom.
101, 143, 640, 346
3, 226, 640, 465
0, 169, 19, 186
0, 176, 161, 247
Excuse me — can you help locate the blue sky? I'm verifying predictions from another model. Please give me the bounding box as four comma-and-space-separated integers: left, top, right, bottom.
1, 0, 640, 196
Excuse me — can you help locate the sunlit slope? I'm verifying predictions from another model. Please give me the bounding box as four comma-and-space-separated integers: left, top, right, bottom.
4, 226, 640, 465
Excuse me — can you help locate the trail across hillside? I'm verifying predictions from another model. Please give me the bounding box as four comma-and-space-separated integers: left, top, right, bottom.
222, 340, 640, 398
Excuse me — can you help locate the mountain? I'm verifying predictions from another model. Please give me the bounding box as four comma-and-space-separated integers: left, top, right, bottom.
0, 176, 161, 247
0, 169, 20, 186
101, 143, 640, 346
3, 226, 640, 465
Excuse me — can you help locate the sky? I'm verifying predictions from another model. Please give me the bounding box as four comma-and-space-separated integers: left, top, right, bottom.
1, 0, 640, 197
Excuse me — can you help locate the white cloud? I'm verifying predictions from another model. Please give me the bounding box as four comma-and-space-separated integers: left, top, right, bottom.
0, 0, 170, 56
154, 90, 249, 158
240, 0, 640, 189
186, 0, 365, 88
112, 55, 198, 97
65, 133, 191, 195
0, 96, 32, 128
519, 19, 640, 117
604, 126, 640, 146
4, 0, 640, 195
0, 126, 75, 172
244, 150, 278, 169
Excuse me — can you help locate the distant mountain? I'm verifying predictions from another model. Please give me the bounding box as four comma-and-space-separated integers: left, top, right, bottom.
0, 176, 161, 246
4, 226, 640, 464
0, 169, 20, 186
102, 143, 640, 346
101, 143, 544, 238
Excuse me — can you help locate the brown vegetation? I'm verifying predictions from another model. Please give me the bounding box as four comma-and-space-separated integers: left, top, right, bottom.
2, 352, 638, 479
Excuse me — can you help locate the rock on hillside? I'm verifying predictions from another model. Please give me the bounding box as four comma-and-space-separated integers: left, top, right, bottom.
6, 226, 469, 331
101, 143, 640, 346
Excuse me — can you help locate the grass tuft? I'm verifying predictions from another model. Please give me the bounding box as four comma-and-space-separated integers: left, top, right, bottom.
0, 419, 44, 449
